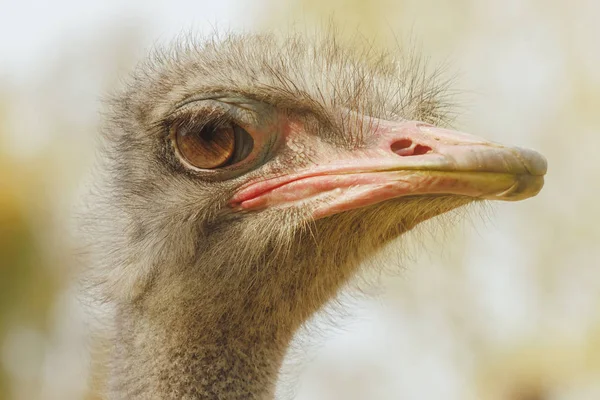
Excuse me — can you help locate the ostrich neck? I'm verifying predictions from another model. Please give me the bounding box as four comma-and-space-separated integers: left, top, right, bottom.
108, 294, 292, 400
106, 220, 368, 399
107, 258, 337, 400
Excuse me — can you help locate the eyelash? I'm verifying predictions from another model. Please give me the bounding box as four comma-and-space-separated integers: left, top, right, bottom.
168, 106, 234, 132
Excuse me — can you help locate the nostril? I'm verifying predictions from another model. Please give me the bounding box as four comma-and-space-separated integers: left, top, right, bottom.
390, 139, 432, 157
413, 145, 432, 155
391, 139, 413, 155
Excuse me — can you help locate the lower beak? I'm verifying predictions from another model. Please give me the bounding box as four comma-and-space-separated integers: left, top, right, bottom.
231, 120, 547, 219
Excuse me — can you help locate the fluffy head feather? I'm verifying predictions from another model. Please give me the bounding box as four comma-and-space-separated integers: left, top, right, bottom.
83, 31, 456, 305
80, 31, 484, 399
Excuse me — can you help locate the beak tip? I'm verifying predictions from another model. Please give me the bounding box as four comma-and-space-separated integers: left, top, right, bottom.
517, 147, 548, 176
484, 174, 545, 202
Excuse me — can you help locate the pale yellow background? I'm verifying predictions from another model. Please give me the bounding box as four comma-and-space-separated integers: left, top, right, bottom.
1, 1, 599, 399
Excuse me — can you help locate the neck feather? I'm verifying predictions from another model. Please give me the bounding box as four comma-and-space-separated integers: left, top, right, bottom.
104, 215, 377, 399
108, 298, 289, 400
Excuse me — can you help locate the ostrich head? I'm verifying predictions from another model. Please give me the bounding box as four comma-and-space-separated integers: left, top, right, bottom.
84, 32, 546, 399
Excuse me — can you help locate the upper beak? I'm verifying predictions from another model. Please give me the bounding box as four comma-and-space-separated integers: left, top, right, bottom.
231, 119, 547, 219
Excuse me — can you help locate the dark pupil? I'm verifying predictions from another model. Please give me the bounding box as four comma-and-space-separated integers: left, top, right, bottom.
199, 126, 220, 142
175, 122, 235, 169
174, 121, 255, 169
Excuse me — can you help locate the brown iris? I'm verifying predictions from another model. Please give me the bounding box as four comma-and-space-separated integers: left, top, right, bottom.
173, 123, 236, 169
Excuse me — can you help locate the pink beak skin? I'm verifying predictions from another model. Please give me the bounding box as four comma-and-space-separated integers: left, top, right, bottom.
230, 119, 547, 220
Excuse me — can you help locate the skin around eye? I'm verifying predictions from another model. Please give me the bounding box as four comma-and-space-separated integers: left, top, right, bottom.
168, 97, 282, 175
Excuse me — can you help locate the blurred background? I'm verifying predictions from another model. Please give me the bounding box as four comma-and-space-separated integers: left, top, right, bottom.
1, 0, 599, 399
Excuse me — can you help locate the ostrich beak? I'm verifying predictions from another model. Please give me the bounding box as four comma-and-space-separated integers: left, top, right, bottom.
232, 119, 547, 219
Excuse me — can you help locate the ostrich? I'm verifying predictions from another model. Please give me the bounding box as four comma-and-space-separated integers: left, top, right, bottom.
82, 32, 547, 399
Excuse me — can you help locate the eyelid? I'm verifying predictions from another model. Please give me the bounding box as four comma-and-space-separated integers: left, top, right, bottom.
173, 93, 230, 110
168, 99, 261, 130
173, 94, 262, 114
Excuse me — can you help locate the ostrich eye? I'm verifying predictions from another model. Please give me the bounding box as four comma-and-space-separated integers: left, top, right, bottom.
173, 122, 255, 169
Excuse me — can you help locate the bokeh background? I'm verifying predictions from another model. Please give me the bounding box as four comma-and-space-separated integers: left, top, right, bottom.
1, 0, 599, 399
